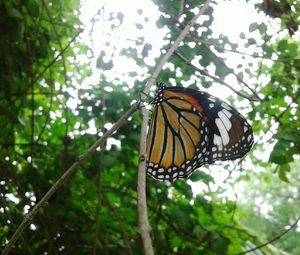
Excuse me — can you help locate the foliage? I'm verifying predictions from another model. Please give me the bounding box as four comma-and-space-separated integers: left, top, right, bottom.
238, 160, 300, 255
0, 0, 299, 254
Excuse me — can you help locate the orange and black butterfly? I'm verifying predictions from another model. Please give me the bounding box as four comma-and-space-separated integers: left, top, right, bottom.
146, 82, 254, 182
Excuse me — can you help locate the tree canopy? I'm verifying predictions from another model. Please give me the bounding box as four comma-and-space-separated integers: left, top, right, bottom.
0, 0, 299, 254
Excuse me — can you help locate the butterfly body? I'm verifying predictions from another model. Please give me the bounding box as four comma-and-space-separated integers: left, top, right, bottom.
146, 82, 254, 182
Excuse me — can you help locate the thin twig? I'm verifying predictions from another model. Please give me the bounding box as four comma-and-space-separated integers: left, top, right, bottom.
174, 51, 257, 101
1, 102, 139, 255
93, 79, 106, 254
142, 0, 212, 96
156, 4, 263, 102
198, 43, 263, 102
276, 90, 300, 121
35, 84, 54, 143
234, 215, 300, 255
137, 106, 152, 255
178, 0, 185, 17
137, 2, 212, 255
12, 3, 105, 106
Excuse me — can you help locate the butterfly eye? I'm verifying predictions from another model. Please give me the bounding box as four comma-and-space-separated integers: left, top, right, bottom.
146, 82, 254, 182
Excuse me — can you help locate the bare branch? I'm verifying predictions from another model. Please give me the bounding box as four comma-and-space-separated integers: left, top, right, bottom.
1, 102, 139, 255
142, 0, 213, 96
178, 0, 185, 17
234, 215, 300, 255
137, 106, 153, 255
174, 51, 257, 101
137, 2, 213, 255
155, 4, 263, 102
197, 43, 263, 102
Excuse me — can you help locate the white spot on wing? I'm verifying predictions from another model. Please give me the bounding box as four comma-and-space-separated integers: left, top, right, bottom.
218, 111, 232, 131
247, 134, 252, 142
215, 118, 230, 145
213, 134, 222, 146
222, 109, 232, 119
221, 103, 231, 110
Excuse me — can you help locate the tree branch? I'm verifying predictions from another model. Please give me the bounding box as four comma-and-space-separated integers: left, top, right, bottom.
234, 215, 300, 255
1, 102, 139, 255
174, 51, 257, 101
155, 3, 263, 102
137, 1, 212, 255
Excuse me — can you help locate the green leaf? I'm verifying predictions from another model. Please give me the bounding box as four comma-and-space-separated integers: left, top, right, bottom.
277, 39, 288, 52
142, 43, 152, 57
197, 207, 212, 225
117, 12, 124, 25
135, 23, 143, 29
247, 38, 257, 45
189, 171, 214, 184
198, 47, 213, 68
239, 32, 246, 39
258, 23, 267, 34
9, 8, 23, 19
249, 22, 259, 32
278, 164, 290, 182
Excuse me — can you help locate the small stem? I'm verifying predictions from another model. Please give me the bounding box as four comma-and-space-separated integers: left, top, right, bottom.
137, 106, 153, 255
137, 2, 213, 255
174, 51, 257, 101
1, 102, 139, 255
234, 215, 300, 255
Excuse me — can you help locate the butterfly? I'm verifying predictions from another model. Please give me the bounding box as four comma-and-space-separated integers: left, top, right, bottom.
146, 82, 254, 182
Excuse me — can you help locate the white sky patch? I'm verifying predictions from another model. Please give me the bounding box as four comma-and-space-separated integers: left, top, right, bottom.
106, 137, 121, 150
104, 122, 113, 130
79, 0, 168, 84
6, 194, 20, 204
29, 224, 37, 231
189, 180, 209, 195
211, 1, 267, 42
78, 1, 283, 201
24, 205, 30, 214
86, 119, 97, 134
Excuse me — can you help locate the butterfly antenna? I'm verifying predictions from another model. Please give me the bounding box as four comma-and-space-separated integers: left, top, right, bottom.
139, 91, 153, 102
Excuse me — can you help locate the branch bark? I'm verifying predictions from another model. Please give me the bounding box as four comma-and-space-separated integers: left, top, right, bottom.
1, 102, 139, 255
234, 215, 300, 255
137, 1, 212, 255
174, 51, 257, 101
2, 1, 213, 254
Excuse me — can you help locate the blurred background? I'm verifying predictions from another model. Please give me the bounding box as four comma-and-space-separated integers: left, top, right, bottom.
0, 0, 299, 254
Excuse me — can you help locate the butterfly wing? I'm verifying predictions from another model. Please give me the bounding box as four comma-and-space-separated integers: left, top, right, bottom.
146, 84, 254, 182
146, 86, 209, 182
167, 87, 254, 165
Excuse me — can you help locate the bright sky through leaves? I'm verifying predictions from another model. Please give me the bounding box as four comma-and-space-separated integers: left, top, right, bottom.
76, 0, 280, 201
